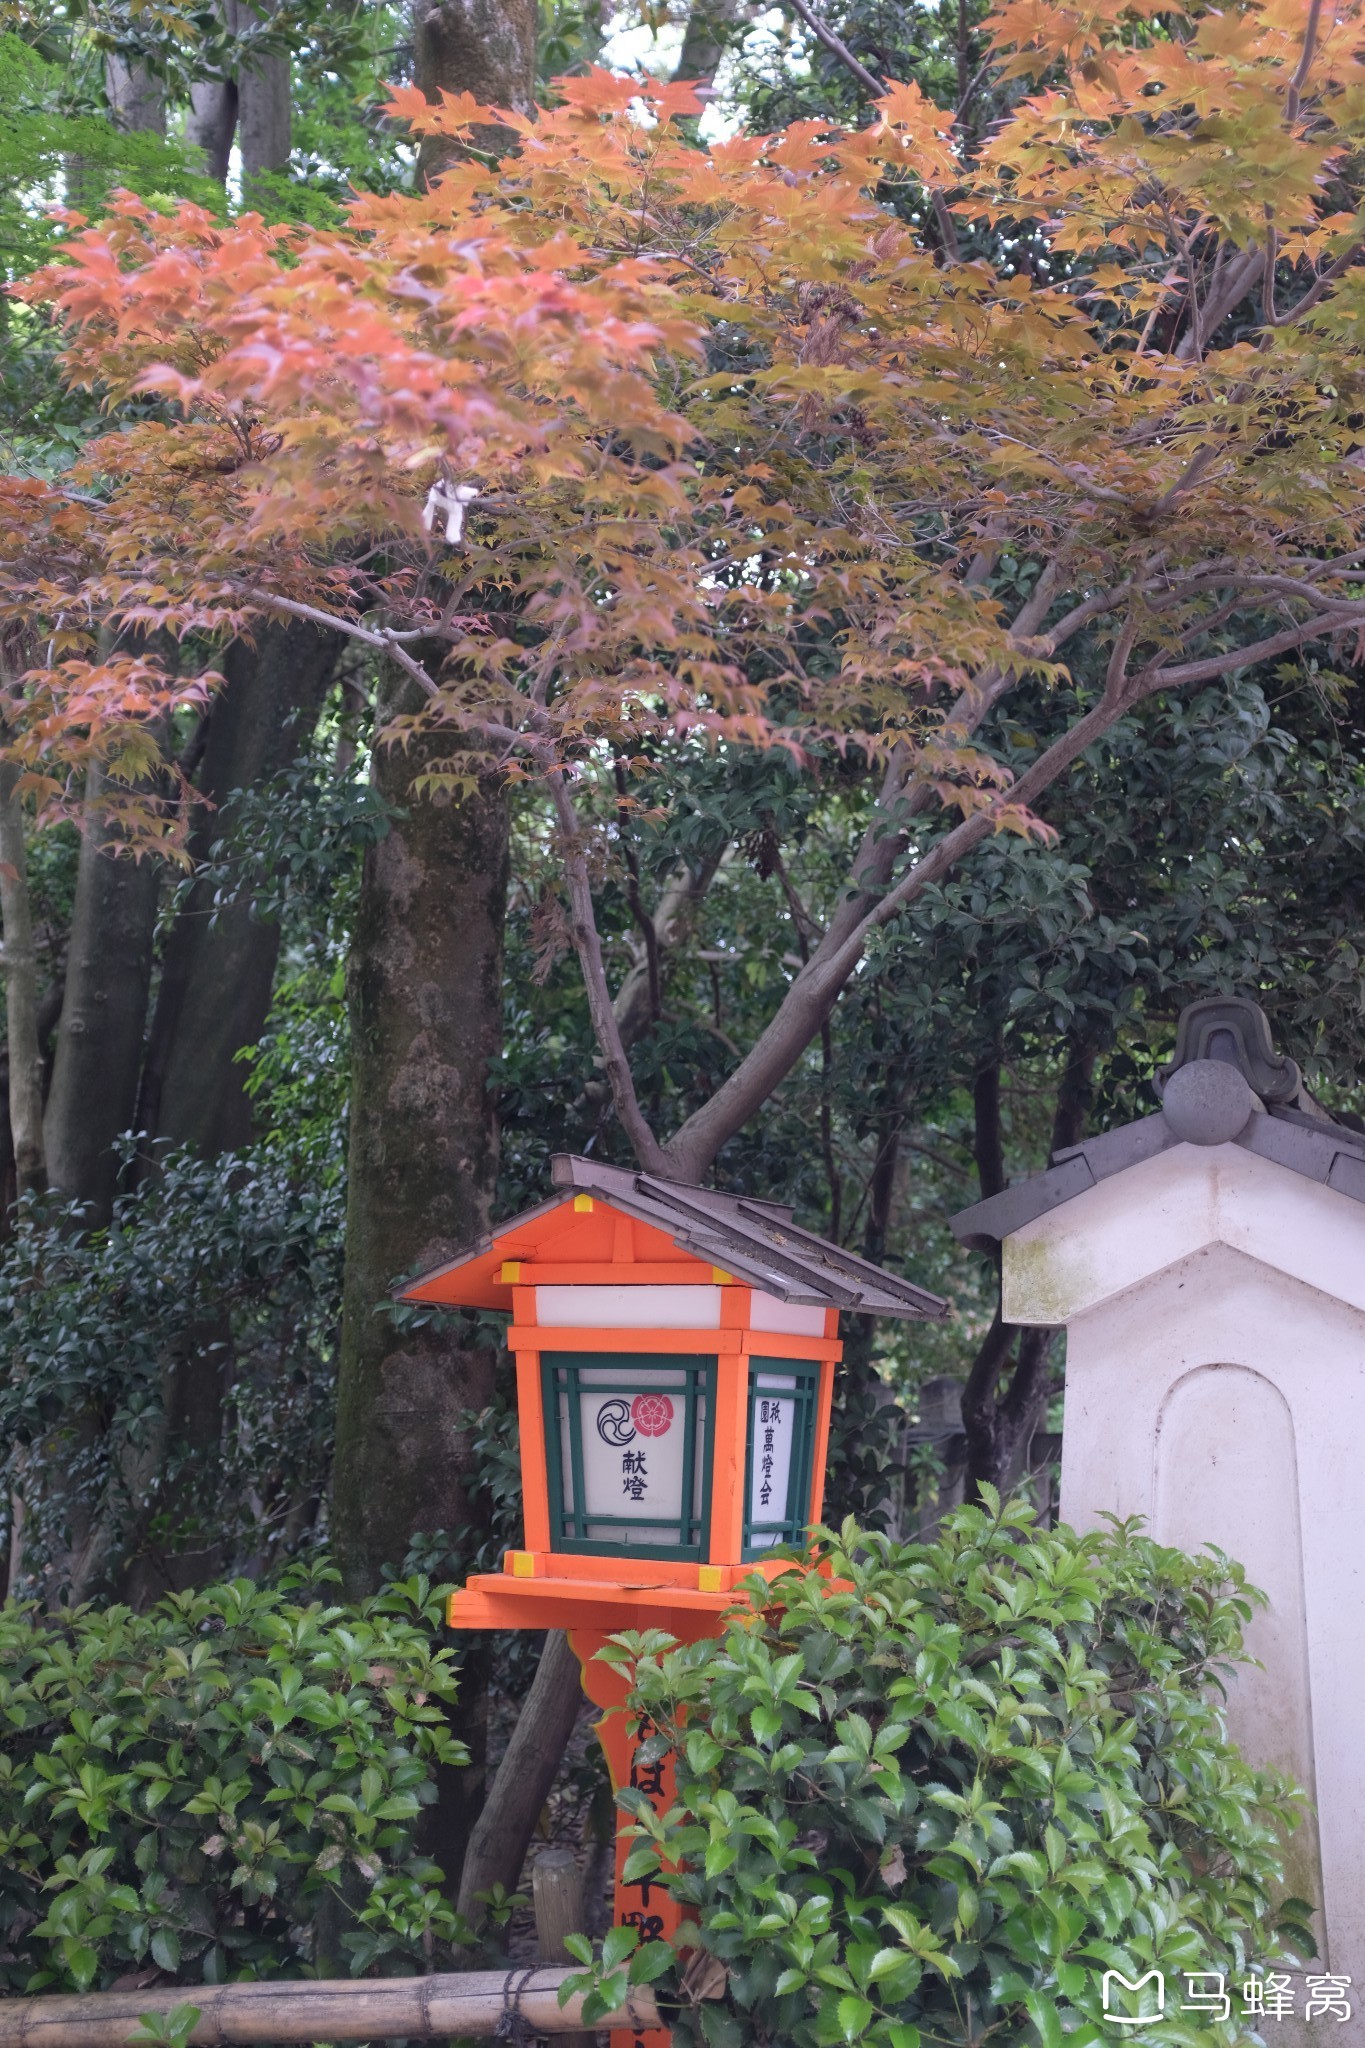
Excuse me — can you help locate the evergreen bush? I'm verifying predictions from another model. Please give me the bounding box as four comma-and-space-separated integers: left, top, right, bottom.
0, 1573, 467, 1991
598, 1500, 1311, 2047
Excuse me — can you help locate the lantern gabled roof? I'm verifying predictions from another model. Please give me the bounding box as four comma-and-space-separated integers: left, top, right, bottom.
952, 995, 1365, 1253
399, 1153, 949, 1319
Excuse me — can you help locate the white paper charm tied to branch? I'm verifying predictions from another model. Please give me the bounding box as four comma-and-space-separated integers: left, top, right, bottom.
421, 481, 480, 545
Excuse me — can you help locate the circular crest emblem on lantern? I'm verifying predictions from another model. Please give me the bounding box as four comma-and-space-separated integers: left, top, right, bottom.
631, 1392, 674, 1437
595, 1398, 636, 1446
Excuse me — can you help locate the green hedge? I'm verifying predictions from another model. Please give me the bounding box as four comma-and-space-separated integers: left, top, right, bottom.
602, 1500, 1311, 2048
0, 1573, 468, 1991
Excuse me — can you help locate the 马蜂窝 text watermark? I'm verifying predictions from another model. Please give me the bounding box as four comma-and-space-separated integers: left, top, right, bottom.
1101, 1970, 1352, 2026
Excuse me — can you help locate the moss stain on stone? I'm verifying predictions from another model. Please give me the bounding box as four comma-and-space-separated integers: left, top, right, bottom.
1002, 1228, 1095, 1324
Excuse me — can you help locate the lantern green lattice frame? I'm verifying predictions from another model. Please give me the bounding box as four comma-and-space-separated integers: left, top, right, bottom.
542, 1351, 716, 1560
742, 1355, 821, 1560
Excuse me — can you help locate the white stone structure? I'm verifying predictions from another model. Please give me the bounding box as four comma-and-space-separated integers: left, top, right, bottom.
952, 998, 1365, 2044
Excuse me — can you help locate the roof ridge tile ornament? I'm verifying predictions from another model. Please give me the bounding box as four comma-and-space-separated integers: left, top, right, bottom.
950, 994, 1365, 1252
1157, 993, 1304, 1105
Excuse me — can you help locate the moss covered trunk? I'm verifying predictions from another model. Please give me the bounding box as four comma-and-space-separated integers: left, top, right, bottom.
331, 670, 508, 1881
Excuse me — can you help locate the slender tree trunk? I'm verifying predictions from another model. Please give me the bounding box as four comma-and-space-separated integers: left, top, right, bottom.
188, 76, 237, 180
0, 765, 47, 1199
48, 74, 165, 1222
101, 626, 336, 1607
961, 1039, 1097, 1494
456, 1632, 585, 1927
0, 764, 45, 1593
44, 766, 160, 1221
827, 1109, 906, 1525
138, 624, 338, 1160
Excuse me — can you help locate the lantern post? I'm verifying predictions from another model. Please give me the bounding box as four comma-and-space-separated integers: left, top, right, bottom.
399, 1155, 947, 2048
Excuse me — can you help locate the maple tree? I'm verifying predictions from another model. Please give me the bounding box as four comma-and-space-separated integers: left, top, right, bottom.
6, 0, 1365, 1189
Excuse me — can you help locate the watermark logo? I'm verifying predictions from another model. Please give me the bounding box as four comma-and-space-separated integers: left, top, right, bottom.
1101, 1972, 1165, 2026
1101, 1971, 1353, 2026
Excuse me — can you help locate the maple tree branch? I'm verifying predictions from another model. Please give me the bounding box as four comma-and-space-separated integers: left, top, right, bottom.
1150, 442, 1218, 517
770, 842, 823, 949
774, 0, 962, 260
816, 561, 1064, 961
954, 54, 991, 125
614, 759, 661, 1023
660, 651, 1144, 1182
779, 0, 882, 95
1262, 225, 1282, 326
1104, 612, 1140, 696
1177, 245, 1265, 359
1262, 233, 1365, 328
656, 567, 1362, 1182
990, 437, 1133, 509
547, 770, 670, 1174
613, 848, 727, 1050
1147, 568, 1365, 614
1139, 609, 1357, 690
240, 592, 441, 700
1286, 0, 1324, 126
1042, 581, 1136, 650
1123, 262, 1185, 382
928, 192, 964, 265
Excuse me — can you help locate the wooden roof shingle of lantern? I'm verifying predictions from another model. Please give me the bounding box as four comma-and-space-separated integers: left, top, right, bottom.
399, 1153, 949, 1637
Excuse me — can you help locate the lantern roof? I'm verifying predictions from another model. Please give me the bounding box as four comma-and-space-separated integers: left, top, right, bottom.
951, 995, 1365, 1253
399, 1153, 950, 1318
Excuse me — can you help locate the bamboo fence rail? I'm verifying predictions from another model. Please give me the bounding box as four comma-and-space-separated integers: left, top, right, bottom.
0, 1968, 662, 2048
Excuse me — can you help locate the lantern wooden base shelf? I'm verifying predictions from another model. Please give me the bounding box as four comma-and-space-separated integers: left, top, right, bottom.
449, 1575, 736, 1634
448, 1550, 801, 1634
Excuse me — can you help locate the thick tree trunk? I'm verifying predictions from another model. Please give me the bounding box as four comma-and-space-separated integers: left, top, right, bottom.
236, 0, 290, 201
412, 0, 536, 174
0, 765, 48, 1199
139, 624, 337, 1160
331, 675, 508, 1888
332, 697, 508, 1592
68, 45, 165, 213
44, 768, 160, 1221
673, 0, 745, 86
105, 56, 166, 134
456, 1632, 585, 1927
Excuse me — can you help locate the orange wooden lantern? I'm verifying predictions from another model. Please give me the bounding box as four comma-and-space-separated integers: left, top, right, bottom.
399, 1155, 947, 2048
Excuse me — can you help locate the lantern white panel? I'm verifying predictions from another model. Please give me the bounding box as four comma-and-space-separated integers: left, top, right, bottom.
747, 1369, 799, 1547
749, 1293, 826, 1336
537, 1284, 722, 1328
557, 1362, 705, 1548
